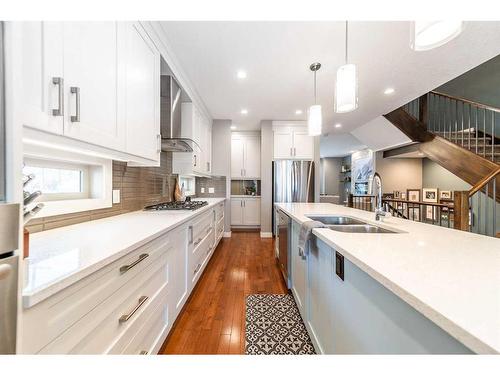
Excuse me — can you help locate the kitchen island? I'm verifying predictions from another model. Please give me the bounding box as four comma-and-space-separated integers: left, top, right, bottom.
275, 202, 500, 355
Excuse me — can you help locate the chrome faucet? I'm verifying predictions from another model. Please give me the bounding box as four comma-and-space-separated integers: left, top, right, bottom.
373, 172, 386, 221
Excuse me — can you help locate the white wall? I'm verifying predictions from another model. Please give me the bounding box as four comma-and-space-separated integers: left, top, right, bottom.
375, 152, 423, 194
212, 119, 232, 233
320, 157, 343, 195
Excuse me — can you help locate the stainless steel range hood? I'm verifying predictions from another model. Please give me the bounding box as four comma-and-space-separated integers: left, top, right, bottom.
160, 75, 199, 152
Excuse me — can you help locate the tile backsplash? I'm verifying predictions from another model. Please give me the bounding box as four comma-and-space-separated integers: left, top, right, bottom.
25, 152, 177, 233
195, 176, 226, 198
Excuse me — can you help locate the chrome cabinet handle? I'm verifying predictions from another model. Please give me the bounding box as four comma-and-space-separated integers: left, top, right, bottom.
120, 253, 149, 274
193, 155, 197, 167
188, 226, 193, 244
194, 237, 202, 246
139, 350, 148, 355
157, 134, 161, 153
52, 77, 64, 116
207, 245, 212, 255
207, 162, 210, 172
241, 169, 243, 176
206, 226, 212, 234
193, 263, 201, 275
294, 147, 297, 156
119, 296, 148, 323
70, 86, 80, 122
290, 147, 293, 156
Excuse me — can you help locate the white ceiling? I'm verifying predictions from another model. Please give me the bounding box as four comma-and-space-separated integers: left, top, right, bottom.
159, 21, 500, 136
320, 133, 366, 158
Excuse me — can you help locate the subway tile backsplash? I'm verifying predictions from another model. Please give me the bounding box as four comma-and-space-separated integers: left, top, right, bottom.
195, 176, 226, 198
25, 152, 177, 233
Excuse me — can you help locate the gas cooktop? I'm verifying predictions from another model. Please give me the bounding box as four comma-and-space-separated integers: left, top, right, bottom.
144, 200, 208, 211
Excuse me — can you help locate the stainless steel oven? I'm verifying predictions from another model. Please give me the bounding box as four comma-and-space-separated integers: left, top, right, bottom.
276, 209, 290, 288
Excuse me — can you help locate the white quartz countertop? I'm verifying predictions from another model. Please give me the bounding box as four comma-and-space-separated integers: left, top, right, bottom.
23, 198, 225, 308
275, 202, 500, 354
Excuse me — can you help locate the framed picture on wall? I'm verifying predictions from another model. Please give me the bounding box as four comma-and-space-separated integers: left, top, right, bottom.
407, 189, 421, 202
393, 190, 401, 199
422, 188, 438, 203
440, 190, 453, 200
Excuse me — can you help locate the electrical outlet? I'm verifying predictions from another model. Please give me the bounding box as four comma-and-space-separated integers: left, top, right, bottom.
209, 187, 215, 194
112, 189, 121, 204
201, 187, 205, 193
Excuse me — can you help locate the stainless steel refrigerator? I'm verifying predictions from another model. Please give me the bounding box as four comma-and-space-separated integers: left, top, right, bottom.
272, 160, 314, 235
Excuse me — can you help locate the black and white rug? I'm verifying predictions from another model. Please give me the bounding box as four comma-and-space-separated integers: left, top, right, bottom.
245, 294, 316, 355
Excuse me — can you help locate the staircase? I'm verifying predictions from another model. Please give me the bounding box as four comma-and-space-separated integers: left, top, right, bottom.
384, 91, 500, 237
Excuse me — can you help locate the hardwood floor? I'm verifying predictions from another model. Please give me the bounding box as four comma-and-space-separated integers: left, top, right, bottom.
160, 232, 288, 354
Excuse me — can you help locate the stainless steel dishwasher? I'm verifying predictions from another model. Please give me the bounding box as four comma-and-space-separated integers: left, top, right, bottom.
276, 209, 291, 288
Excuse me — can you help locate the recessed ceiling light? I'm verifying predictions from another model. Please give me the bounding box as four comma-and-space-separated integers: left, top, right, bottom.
334, 123, 342, 128
240, 109, 248, 115
237, 70, 247, 79
384, 87, 395, 95
295, 110, 303, 115
230, 125, 237, 130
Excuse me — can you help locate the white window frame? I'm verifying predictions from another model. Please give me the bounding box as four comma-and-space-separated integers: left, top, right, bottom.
24, 143, 113, 218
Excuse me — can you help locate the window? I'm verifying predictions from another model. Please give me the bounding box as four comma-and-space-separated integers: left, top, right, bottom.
179, 176, 195, 197
24, 159, 89, 201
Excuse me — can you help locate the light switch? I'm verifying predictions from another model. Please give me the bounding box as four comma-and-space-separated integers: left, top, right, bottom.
201, 187, 205, 193
112, 189, 121, 204
209, 187, 215, 194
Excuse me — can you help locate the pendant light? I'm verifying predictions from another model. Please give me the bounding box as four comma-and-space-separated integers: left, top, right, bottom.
335, 21, 358, 113
410, 21, 464, 51
308, 62, 322, 136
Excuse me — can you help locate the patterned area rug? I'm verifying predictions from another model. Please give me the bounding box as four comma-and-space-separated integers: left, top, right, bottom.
245, 294, 316, 355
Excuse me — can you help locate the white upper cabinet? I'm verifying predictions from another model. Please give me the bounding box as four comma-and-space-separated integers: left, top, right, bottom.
119, 22, 160, 162
62, 22, 124, 150
18, 21, 161, 164
272, 122, 314, 160
20, 22, 64, 135
172, 102, 212, 176
231, 133, 260, 179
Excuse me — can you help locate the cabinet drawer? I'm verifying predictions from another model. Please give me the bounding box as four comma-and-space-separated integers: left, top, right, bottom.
215, 202, 224, 221
191, 210, 212, 244
108, 286, 169, 355
216, 217, 224, 239
39, 251, 171, 354
23, 233, 170, 354
190, 231, 213, 286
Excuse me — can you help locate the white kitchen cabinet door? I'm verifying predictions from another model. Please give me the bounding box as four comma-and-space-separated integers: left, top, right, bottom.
242, 198, 261, 225
306, 238, 335, 354
20, 22, 64, 135
231, 137, 245, 178
171, 225, 188, 320
120, 22, 160, 161
293, 130, 315, 160
230, 199, 244, 225
290, 221, 307, 318
273, 131, 293, 159
62, 22, 125, 151
243, 136, 261, 178
205, 120, 212, 174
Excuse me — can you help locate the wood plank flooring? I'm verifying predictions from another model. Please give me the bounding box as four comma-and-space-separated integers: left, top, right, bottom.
160, 232, 288, 354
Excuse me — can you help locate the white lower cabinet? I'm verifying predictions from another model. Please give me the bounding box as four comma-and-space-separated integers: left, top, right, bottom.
290, 221, 307, 317
230, 197, 260, 226
22, 200, 225, 354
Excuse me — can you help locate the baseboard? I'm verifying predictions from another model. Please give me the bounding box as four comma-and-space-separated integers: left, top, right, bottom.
223, 231, 232, 238
260, 232, 272, 238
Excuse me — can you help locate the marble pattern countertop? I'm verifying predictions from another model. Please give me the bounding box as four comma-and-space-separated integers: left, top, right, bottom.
23, 198, 225, 308
275, 202, 500, 354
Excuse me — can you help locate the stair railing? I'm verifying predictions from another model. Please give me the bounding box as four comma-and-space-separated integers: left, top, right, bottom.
467, 166, 500, 237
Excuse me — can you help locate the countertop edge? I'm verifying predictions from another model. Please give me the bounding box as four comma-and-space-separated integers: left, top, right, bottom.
22, 198, 225, 308
276, 203, 498, 355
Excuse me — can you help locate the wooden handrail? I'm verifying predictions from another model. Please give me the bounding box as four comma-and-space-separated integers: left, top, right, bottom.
468, 166, 500, 197
382, 198, 453, 208
430, 90, 500, 114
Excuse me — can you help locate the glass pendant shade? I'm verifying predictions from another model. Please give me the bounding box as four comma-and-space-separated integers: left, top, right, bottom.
307, 104, 322, 136
411, 21, 463, 51
335, 63, 358, 113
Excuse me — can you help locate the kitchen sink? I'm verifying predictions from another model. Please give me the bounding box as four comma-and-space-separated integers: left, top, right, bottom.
306, 215, 367, 226
327, 224, 398, 234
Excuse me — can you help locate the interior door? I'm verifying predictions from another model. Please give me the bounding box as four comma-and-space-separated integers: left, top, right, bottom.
62, 22, 125, 151
230, 198, 243, 225
243, 136, 261, 178
121, 22, 160, 161
230, 136, 244, 178
293, 130, 314, 159
273, 131, 293, 159
242, 198, 260, 225
21, 22, 64, 135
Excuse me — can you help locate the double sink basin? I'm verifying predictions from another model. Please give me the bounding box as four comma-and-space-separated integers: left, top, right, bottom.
306, 215, 398, 234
